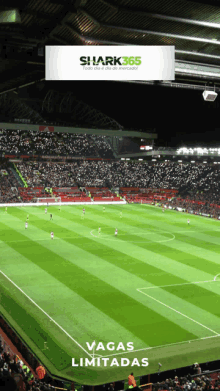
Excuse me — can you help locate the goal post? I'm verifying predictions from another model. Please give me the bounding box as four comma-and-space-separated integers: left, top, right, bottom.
35, 197, 61, 204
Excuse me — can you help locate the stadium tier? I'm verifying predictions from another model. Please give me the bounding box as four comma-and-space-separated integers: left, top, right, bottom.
0, 162, 21, 203
9, 160, 220, 190
0, 130, 114, 158
1, 160, 219, 213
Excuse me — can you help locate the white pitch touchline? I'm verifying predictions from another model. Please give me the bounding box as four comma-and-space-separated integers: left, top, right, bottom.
137, 288, 219, 335
0, 271, 93, 358
97, 334, 220, 358
138, 280, 215, 290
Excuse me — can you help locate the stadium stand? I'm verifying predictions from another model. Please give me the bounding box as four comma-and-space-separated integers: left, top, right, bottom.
0, 162, 20, 203
1, 160, 220, 214
13, 161, 218, 194
15, 160, 220, 194
16, 162, 78, 188
0, 130, 100, 157
165, 197, 220, 219
0, 330, 69, 391
151, 366, 220, 391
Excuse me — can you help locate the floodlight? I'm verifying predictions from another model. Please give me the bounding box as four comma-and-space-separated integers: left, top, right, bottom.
202, 90, 217, 102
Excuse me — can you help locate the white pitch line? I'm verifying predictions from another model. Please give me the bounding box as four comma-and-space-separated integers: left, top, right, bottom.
138, 280, 215, 290
176, 231, 196, 233
0, 271, 93, 358
137, 288, 219, 335
97, 334, 220, 358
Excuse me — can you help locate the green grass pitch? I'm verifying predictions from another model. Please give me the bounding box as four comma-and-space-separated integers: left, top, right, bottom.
1, 204, 220, 385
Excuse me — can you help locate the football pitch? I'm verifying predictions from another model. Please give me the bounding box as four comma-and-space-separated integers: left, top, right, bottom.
1, 204, 220, 385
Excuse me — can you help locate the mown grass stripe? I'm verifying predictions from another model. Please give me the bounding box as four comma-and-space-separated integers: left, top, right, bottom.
0, 219, 199, 345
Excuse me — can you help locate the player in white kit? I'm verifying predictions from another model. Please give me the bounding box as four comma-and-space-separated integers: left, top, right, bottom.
45, 208, 47, 214
25, 222, 28, 229
187, 219, 190, 225
115, 228, 118, 236
51, 231, 54, 239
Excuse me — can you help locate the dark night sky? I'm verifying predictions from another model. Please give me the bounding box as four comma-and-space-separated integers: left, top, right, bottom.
31, 80, 220, 147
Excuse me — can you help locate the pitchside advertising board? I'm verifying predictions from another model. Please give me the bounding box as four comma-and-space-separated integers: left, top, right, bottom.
46, 46, 175, 81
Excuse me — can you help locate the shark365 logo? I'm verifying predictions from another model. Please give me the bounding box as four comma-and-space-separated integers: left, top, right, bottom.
80, 56, 142, 66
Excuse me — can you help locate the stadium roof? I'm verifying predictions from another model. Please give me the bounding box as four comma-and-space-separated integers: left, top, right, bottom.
1, 0, 220, 93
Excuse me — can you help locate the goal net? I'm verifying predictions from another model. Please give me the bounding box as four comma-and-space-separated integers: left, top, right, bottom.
35, 197, 61, 204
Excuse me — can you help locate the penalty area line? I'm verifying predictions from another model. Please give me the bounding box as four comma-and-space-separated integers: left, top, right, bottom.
97, 334, 220, 358
0, 270, 93, 358
137, 288, 219, 336
138, 280, 215, 290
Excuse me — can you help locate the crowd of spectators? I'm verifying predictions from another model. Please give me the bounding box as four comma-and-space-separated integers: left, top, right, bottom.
6, 160, 220, 197
17, 162, 78, 188
179, 190, 219, 205
0, 130, 101, 157
153, 373, 216, 391
0, 130, 120, 159
0, 341, 55, 391
69, 161, 219, 193
152, 362, 220, 391
166, 198, 220, 219
1, 160, 220, 212
44, 161, 219, 196
0, 162, 20, 203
